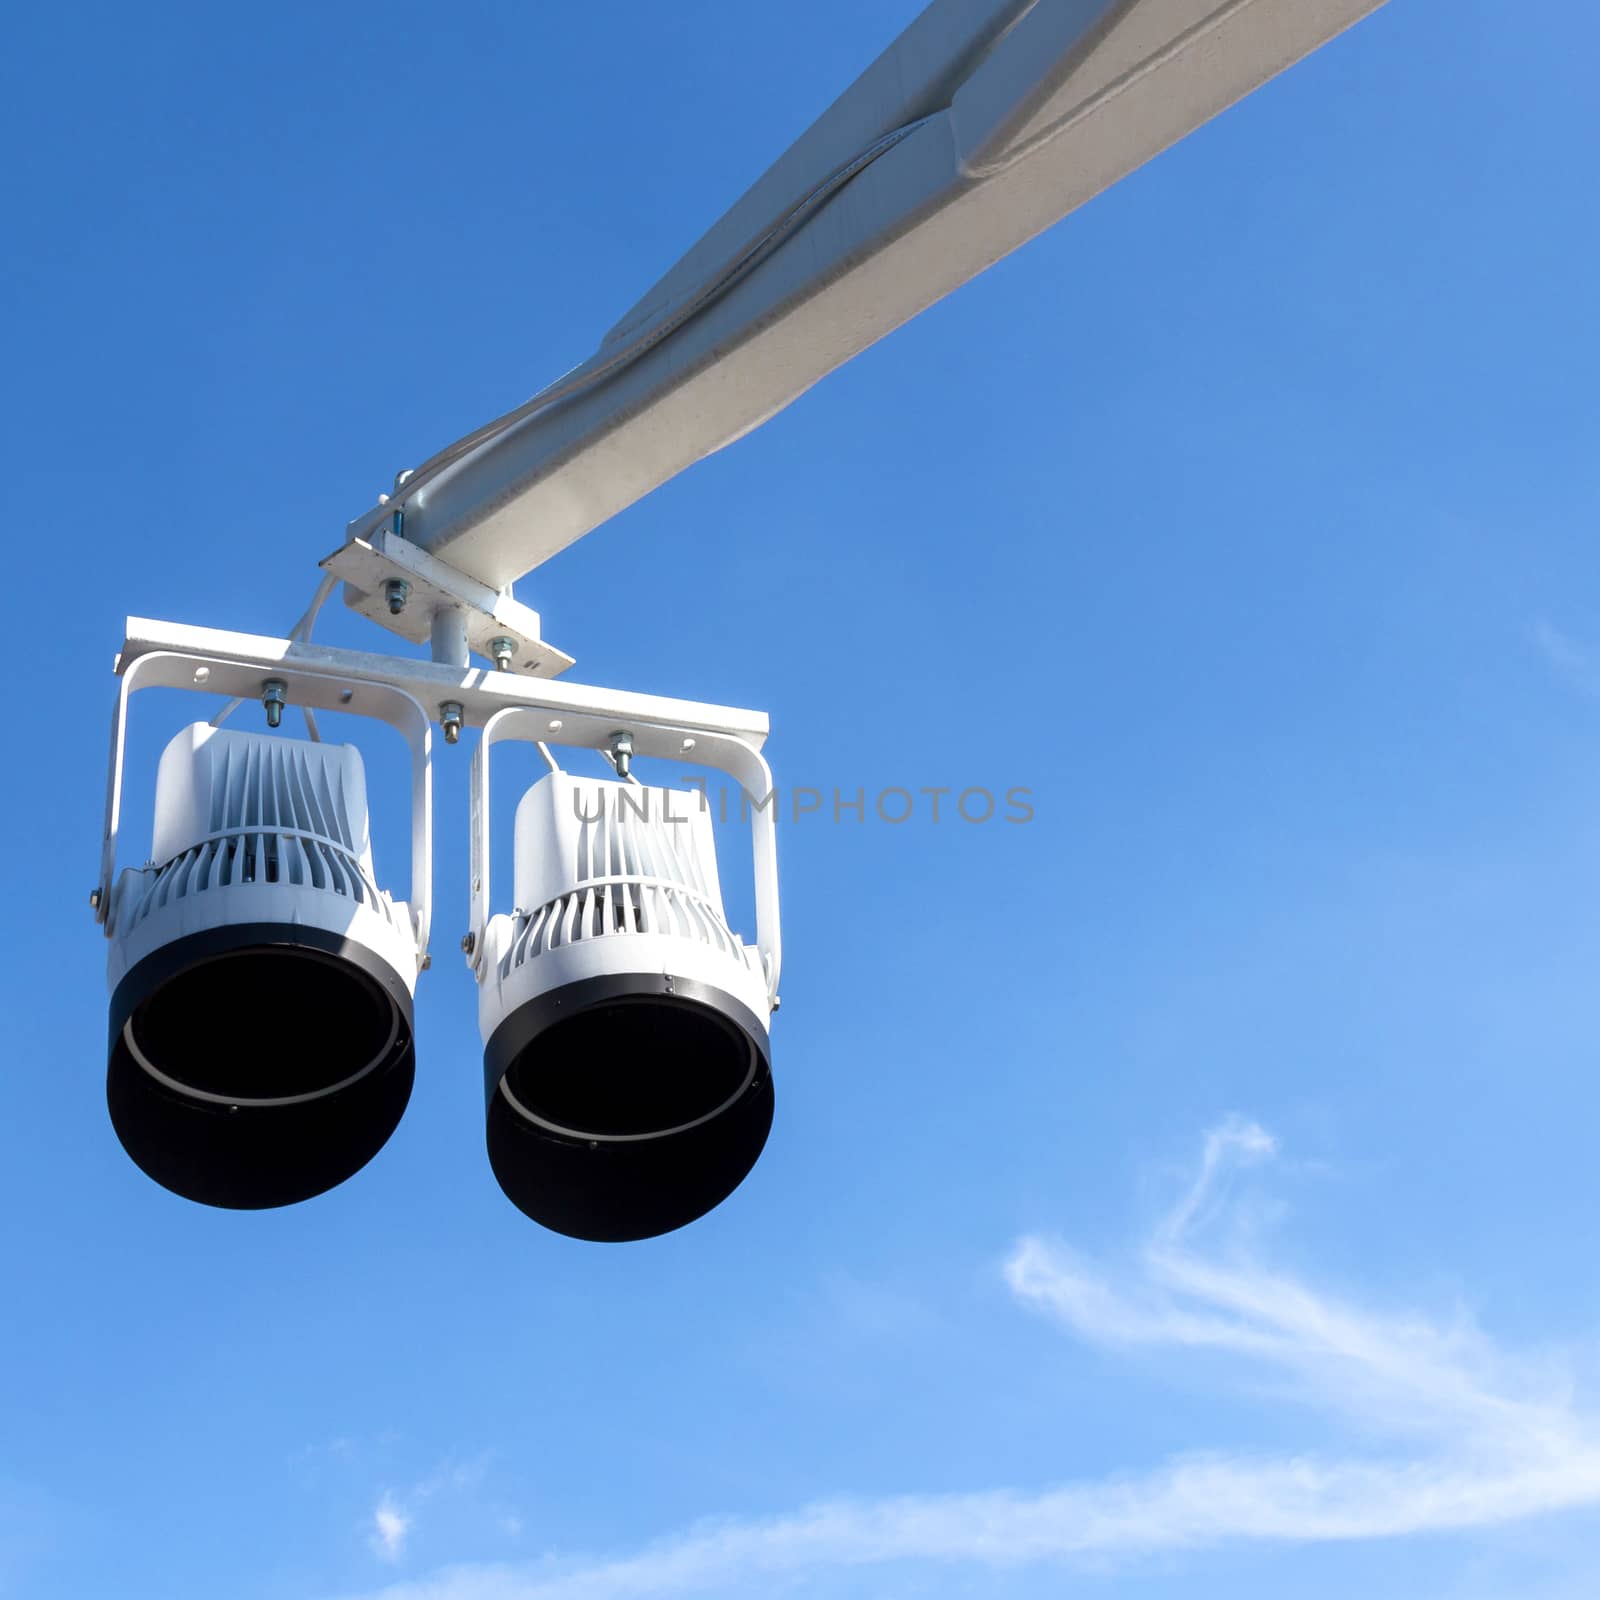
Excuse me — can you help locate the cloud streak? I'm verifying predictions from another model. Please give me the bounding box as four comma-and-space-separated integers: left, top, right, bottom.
370, 1494, 410, 1562
364, 1459, 494, 1569
331, 1119, 1600, 1598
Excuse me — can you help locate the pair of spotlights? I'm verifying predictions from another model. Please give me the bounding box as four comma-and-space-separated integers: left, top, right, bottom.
98, 648, 781, 1243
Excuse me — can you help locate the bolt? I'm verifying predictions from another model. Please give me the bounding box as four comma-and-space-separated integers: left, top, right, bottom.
262, 679, 287, 729
489, 635, 516, 673
385, 578, 411, 616
460, 931, 476, 956
608, 730, 635, 779
440, 701, 464, 745
89, 887, 102, 912
419, 953, 432, 971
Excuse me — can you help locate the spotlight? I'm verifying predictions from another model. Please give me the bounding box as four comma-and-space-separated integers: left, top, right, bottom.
104, 721, 426, 1208
101, 620, 775, 1237
471, 715, 781, 1243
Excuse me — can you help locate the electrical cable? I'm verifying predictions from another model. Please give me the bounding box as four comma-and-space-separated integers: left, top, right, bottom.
367, 112, 942, 516
211, 571, 340, 733
222, 114, 945, 741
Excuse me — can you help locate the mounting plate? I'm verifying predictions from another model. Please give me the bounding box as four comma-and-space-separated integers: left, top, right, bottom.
321, 529, 575, 679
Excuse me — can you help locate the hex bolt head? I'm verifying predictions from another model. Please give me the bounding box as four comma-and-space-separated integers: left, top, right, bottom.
262, 679, 288, 729
440, 701, 465, 746
385, 578, 411, 616
460, 932, 476, 956
89, 887, 103, 912
489, 635, 516, 673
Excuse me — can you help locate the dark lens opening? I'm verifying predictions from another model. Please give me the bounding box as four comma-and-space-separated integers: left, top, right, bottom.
127, 947, 397, 1103
107, 930, 414, 1210
487, 1070, 773, 1243
484, 982, 773, 1242
501, 997, 752, 1138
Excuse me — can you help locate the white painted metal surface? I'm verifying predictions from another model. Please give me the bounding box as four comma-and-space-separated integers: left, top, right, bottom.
320, 529, 575, 678
429, 604, 471, 671
343, 0, 1388, 594
102, 639, 435, 966
470, 707, 781, 1007
105, 617, 779, 990
475, 773, 773, 1104
116, 617, 769, 747
109, 726, 421, 1008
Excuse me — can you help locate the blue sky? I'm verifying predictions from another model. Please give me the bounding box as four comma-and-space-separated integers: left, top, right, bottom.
4, 0, 1600, 1595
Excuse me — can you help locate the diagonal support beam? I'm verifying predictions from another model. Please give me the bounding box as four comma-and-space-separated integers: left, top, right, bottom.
349, 0, 1387, 593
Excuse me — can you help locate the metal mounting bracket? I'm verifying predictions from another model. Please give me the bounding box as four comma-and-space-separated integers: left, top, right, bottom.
99, 639, 434, 969
107, 616, 779, 989
320, 527, 576, 678
470, 706, 780, 1006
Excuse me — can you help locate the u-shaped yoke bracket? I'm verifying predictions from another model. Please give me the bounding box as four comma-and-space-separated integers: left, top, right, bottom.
470, 706, 780, 1007
99, 647, 433, 970
102, 615, 784, 1001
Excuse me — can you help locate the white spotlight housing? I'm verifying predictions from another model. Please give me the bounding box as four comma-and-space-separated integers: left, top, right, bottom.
471, 710, 780, 1242
110, 724, 420, 999
106, 726, 419, 1208
481, 771, 770, 1038
100, 619, 776, 1234
99, 641, 432, 1210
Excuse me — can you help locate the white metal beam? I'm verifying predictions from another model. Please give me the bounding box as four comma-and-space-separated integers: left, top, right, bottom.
117, 617, 770, 747
350, 0, 1387, 592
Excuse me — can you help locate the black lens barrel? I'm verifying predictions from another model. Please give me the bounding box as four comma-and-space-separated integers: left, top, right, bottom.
482, 973, 773, 1242
107, 923, 415, 1210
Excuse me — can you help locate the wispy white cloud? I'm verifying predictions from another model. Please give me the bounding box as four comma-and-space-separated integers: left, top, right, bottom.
370, 1494, 410, 1562
365, 1459, 494, 1566
329, 1119, 1600, 1599
1006, 1116, 1578, 1453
